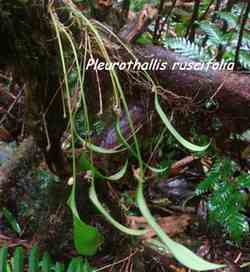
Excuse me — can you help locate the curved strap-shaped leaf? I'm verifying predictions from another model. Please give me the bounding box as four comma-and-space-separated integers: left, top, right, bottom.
135, 178, 225, 271
79, 154, 128, 181
155, 91, 210, 152
89, 181, 148, 236
84, 141, 127, 154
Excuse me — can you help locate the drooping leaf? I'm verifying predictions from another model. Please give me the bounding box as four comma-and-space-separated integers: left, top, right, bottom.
79, 153, 128, 181
89, 181, 148, 236
136, 179, 224, 271
2, 208, 21, 235
67, 186, 103, 256
155, 92, 210, 152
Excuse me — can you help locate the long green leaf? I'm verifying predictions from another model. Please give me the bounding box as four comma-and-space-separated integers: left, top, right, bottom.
89, 181, 147, 236
155, 92, 210, 152
0, 244, 8, 272
79, 154, 128, 181
41, 252, 52, 272
67, 258, 83, 272
13, 247, 24, 272
84, 141, 127, 154
67, 187, 103, 256
28, 246, 39, 272
136, 179, 224, 271
55, 262, 65, 272
2, 208, 21, 235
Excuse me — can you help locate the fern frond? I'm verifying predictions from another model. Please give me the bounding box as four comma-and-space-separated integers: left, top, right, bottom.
215, 11, 237, 29
199, 21, 224, 46
236, 174, 250, 188
197, 159, 249, 241
164, 37, 211, 62
195, 161, 221, 195
239, 49, 250, 70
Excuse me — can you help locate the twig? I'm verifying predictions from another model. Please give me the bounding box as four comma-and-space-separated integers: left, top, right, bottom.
0, 89, 23, 126
95, 250, 138, 271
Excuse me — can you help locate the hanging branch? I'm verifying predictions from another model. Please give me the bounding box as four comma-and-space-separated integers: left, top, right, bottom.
234, 2, 250, 70
186, 0, 201, 42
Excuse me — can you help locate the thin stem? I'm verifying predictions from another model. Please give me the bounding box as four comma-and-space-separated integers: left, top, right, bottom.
186, 0, 201, 42
199, 0, 215, 21
157, 0, 177, 40
234, 2, 250, 70
153, 0, 166, 43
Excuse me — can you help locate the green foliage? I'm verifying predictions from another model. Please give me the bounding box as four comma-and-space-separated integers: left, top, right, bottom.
2, 208, 21, 235
164, 37, 211, 61
199, 21, 225, 46
215, 11, 237, 29
130, 0, 159, 12
239, 49, 250, 70
0, 245, 95, 272
196, 159, 250, 241
163, 2, 250, 70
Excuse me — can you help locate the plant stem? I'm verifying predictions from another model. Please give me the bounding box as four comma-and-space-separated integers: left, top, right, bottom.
186, 0, 201, 42
234, 2, 250, 70
157, 0, 178, 40
153, 0, 166, 43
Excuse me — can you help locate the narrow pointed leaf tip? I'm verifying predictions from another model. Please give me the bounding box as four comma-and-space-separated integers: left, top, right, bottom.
155, 92, 210, 152
136, 179, 224, 271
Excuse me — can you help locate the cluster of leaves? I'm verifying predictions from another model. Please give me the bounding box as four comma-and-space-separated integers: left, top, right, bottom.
0, 244, 94, 272
196, 159, 250, 241
164, 2, 250, 69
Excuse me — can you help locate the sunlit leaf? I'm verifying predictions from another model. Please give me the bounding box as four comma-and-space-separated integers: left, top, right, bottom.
2, 208, 21, 235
